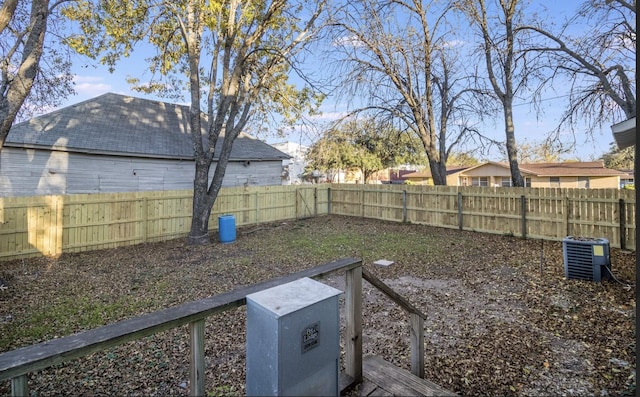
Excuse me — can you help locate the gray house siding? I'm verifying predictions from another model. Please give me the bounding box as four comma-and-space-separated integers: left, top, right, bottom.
0, 147, 283, 197
1, 93, 289, 197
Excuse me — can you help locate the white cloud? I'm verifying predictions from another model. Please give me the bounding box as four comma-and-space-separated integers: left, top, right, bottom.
73, 75, 112, 96
309, 111, 350, 121
441, 39, 465, 48
333, 35, 365, 48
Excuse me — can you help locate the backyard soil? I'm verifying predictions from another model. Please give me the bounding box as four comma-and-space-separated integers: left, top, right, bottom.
0, 215, 636, 396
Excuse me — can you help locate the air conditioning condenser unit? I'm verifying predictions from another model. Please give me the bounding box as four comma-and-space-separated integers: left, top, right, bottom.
562, 236, 611, 282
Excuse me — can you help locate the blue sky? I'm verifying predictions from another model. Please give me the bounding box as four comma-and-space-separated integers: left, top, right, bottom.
52, 0, 623, 163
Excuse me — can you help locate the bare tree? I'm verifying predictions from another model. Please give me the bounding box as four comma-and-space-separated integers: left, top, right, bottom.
520, 0, 635, 132
0, 0, 74, 152
328, 0, 488, 185
455, 0, 541, 187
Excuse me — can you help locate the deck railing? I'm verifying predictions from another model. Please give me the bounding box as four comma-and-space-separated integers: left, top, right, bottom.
0, 257, 426, 396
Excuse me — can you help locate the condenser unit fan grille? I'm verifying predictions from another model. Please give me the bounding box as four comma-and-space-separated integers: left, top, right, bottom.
562, 237, 611, 282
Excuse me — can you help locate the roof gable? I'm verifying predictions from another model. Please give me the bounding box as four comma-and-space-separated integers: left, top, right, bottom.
401, 165, 472, 179
457, 161, 515, 175
6, 93, 289, 161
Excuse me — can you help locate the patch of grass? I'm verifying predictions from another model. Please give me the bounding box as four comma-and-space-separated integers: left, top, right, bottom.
286, 225, 449, 264
208, 385, 237, 397
0, 294, 151, 350
289, 231, 360, 257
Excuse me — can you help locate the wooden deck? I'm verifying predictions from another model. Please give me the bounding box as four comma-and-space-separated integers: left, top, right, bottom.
344, 356, 458, 397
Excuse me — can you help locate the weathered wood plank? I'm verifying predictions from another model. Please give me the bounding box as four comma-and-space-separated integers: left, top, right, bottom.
345, 266, 363, 383
363, 356, 457, 397
356, 380, 380, 396
410, 313, 424, 378
11, 374, 27, 397
362, 269, 426, 319
189, 319, 205, 396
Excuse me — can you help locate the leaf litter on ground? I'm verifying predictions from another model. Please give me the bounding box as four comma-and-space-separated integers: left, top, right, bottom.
0, 215, 635, 396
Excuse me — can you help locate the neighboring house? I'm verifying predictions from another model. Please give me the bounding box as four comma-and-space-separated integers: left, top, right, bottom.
396, 161, 629, 188
271, 141, 309, 185
403, 166, 471, 185
0, 93, 290, 197
364, 168, 416, 184
452, 161, 629, 188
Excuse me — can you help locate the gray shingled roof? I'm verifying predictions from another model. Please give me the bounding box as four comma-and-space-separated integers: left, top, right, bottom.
6, 92, 290, 161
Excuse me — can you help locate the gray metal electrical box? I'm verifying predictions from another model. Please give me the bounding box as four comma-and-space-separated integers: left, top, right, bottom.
246, 277, 342, 396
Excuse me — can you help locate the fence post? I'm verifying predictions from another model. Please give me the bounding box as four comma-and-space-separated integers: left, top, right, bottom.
314, 188, 318, 217
521, 195, 527, 239
11, 375, 28, 397
563, 197, 570, 236
457, 192, 463, 230
619, 198, 626, 250
142, 197, 148, 243
345, 265, 363, 384
189, 319, 205, 396
410, 313, 424, 378
403, 190, 407, 223
327, 187, 332, 214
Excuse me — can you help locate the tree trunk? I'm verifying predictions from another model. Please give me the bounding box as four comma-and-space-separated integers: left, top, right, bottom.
0, 0, 49, 152
503, 104, 524, 187
188, 159, 215, 245
188, 128, 236, 244
429, 160, 447, 185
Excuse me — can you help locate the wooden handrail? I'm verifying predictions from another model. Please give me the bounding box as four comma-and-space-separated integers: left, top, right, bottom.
362, 268, 425, 377
0, 259, 361, 383
0, 257, 425, 395
362, 269, 426, 319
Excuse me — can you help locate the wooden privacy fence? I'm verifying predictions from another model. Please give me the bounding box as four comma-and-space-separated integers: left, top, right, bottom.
0, 184, 635, 260
0, 186, 328, 260
328, 185, 636, 249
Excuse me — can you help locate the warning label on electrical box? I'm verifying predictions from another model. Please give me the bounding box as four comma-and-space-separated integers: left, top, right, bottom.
301, 322, 320, 353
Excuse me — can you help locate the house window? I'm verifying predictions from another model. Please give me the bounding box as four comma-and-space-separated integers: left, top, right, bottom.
471, 177, 488, 187
549, 176, 560, 187
501, 177, 511, 187
620, 178, 634, 188
578, 177, 590, 189
525, 177, 532, 187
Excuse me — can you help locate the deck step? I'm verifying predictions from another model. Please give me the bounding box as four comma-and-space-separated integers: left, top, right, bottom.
362, 355, 457, 396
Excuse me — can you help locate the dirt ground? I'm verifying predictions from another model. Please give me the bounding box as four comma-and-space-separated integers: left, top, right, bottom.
0, 215, 636, 396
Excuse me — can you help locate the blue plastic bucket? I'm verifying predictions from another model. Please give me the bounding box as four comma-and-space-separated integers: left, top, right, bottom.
218, 214, 236, 243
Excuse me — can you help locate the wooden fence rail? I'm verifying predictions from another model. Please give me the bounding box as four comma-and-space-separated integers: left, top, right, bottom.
0, 185, 634, 261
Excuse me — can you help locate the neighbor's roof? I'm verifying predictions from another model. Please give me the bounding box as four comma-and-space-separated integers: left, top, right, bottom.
6, 92, 290, 161
403, 165, 472, 178
519, 161, 629, 177
442, 160, 628, 177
